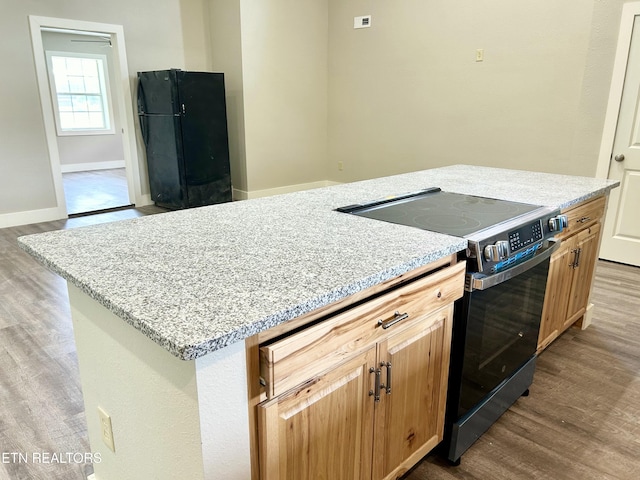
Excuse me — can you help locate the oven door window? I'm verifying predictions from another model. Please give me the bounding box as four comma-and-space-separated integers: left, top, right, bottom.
458, 258, 550, 416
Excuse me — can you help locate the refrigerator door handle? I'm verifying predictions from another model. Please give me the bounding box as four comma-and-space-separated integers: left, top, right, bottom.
137, 80, 149, 146
137, 78, 145, 115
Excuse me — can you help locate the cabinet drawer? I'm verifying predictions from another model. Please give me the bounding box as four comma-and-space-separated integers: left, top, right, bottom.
260, 261, 465, 398
559, 195, 605, 239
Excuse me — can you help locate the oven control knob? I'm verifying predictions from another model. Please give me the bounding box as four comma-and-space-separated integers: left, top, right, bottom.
484, 240, 509, 262
548, 215, 568, 232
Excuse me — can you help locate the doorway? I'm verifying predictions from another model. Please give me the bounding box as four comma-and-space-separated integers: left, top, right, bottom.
29, 16, 143, 218
597, 3, 640, 267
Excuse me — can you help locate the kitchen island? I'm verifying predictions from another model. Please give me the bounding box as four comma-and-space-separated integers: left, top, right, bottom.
18, 165, 618, 480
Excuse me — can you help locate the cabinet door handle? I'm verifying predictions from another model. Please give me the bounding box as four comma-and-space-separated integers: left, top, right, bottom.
378, 311, 409, 330
382, 362, 392, 395
570, 248, 578, 268
574, 247, 582, 268
570, 247, 582, 268
577, 216, 591, 224
369, 367, 382, 403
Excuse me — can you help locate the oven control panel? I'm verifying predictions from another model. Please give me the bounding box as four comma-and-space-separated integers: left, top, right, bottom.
508, 220, 543, 252
483, 220, 544, 262
459, 205, 561, 274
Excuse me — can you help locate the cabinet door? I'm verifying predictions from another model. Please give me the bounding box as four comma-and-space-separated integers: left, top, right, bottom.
372, 306, 453, 480
566, 223, 601, 326
258, 348, 376, 480
537, 238, 575, 352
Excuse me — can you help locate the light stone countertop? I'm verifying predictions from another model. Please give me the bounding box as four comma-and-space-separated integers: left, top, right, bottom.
17, 165, 619, 360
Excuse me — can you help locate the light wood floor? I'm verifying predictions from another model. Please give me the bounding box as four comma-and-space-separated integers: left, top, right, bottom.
62, 168, 131, 216
0, 211, 638, 479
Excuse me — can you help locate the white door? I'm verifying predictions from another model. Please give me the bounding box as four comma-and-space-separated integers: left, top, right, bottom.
599, 7, 640, 266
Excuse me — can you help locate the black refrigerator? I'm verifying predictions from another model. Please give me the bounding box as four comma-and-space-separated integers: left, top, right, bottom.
137, 69, 232, 209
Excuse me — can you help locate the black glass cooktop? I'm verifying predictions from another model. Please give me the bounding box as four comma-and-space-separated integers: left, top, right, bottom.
338, 188, 540, 237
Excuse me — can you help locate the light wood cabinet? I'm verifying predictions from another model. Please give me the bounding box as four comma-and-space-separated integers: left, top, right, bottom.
537, 240, 573, 348
258, 348, 376, 480
566, 224, 601, 324
372, 307, 452, 480
537, 196, 605, 352
255, 261, 464, 480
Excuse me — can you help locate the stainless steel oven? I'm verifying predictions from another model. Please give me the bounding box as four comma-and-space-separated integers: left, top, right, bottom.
337, 188, 566, 464
445, 237, 558, 463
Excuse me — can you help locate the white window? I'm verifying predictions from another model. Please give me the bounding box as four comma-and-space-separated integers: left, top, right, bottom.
45, 51, 115, 135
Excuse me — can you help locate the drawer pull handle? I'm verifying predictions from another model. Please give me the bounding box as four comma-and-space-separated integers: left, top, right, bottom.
577, 216, 591, 224
378, 311, 409, 330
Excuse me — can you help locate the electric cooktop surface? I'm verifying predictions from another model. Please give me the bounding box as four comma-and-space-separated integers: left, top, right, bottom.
341, 189, 540, 238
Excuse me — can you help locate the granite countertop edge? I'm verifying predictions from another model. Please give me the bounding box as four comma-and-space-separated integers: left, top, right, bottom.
19, 237, 467, 361
177, 241, 466, 360
556, 187, 615, 210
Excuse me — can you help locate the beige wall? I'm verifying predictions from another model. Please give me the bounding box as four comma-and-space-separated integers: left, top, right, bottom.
327, 0, 626, 183
209, 0, 248, 193
1, 6, 56, 213
0, 0, 211, 216
571, 0, 628, 175
210, 0, 330, 196
239, 0, 329, 192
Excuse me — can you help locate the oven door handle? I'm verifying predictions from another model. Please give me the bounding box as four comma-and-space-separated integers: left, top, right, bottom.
467, 239, 560, 292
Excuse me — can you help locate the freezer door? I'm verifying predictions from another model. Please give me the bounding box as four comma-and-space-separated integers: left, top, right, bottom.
137, 70, 180, 115
177, 71, 231, 205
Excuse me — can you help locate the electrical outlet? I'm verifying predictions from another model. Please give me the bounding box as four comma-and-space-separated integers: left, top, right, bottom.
354, 15, 372, 29
338, 161, 344, 171
98, 406, 116, 452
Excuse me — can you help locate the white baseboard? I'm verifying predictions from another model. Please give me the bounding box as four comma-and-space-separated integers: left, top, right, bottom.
233, 180, 342, 201
0, 194, 153, 229
0, 206, 66, 229
61, 160, 126, 173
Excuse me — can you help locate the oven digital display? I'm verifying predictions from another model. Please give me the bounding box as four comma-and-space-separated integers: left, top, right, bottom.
508, 220, 543, 252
